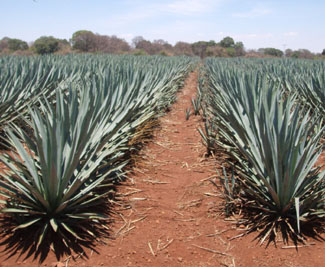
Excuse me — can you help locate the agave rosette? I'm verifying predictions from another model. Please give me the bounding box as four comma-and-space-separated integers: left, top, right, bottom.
202, 58, 325, 240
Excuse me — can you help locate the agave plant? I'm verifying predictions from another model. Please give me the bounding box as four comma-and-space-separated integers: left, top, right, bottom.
0, 56, 72, 129
0, 85, 119, 260
219, 167, 239, 217
198, 120, 217, 156
228, 94, 325, 241
202, 59, 325, 241
295, 72, 325, 119
191, 87, 202, 116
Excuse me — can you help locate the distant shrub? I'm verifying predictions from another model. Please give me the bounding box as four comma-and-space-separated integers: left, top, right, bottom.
33, 36, 59, 55
132, 49, 148, 56
7, 38, 28, 51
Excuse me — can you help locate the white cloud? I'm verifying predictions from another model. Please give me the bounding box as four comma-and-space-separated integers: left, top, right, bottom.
232, 7, 272, 18
99, 6, 159, 32
101, 0, 223, 37
283, 31, 298, 37
103, 0, 218, 28
109, 10, 156, 26
165, 0, 220, 15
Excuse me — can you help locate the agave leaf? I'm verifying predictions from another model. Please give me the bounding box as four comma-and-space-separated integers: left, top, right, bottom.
36, 222, 48, 250
6, 130, 40, 191
295, 197, 301, 233
60, 222, 85, 240
13, 218, 42, 230
50, 218, 58, 232
1, 208, 30, 213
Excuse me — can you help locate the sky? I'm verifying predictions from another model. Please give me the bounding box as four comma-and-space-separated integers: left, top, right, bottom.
1, 0, 324, 53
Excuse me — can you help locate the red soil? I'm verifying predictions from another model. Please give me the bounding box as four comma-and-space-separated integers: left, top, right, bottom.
0, 70, 324, 266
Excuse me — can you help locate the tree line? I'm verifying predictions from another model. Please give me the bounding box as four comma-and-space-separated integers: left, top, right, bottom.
1, 30, 324, 59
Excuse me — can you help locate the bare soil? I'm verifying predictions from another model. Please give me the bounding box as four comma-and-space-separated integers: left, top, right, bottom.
0, 70, 324, 266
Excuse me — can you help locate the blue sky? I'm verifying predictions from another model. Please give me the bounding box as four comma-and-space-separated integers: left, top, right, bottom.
1, 0, 324, 52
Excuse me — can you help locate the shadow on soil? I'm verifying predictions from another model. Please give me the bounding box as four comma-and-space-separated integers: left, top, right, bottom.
0, 192, 115, 264
215, 198, 325, 249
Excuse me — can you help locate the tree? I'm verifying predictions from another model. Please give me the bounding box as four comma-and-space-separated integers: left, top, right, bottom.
191, 41, 207, 58
206, 46, 226, 57
286, 49, 314, 59
56, 38, 72, 54
291, 51, 300, 58
234, 41, 245, 56
71, 31, 130, 54
234, 41, 243, 50
285, 48, 293, 57
192, 41, 216, 58
132, 36, 145, 48
7, 38, 28, 51
225, 47, 236, 57
219, 36, 235, 48
322, 49, 325, 56
295, 49, 314, 59
71, 30, 96, 52
0, 37, 9, 52
33, 36, 59, 54
174, 41, 193, 56
132, 37, 155, 55
95, 34, 130, 53
262, 48, 283, 57
151, 39, 172, 54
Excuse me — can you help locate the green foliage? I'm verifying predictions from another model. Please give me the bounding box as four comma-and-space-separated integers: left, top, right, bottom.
234, 42, 244, 50
289, 49, 314, 59
71, 30, 96, 52
198, 120, 217, 156
192, 41, 216, 58
225, 47, 236, 57
132, 49, 148, 56
234, 42, 245, 56
286, 67, 325, 119
219, 36, 235, 48
33, 36, 59, 54
201, 58, 325, 241
159, 50, 168, 56
191, 37, 245, 58
263, 47, 284, 57
0, 56, 69, 134
7, 38, 28, 51
0, 54, 196, 261
0, 87, 114, 257
191, 87, 202, 115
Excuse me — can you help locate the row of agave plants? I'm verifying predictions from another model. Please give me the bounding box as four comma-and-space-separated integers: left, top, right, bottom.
0, 54, 196, 260
199, 58, 324, 243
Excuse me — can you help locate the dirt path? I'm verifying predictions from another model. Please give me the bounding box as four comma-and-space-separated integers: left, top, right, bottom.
83, 70, 234, 266
1, 70, 324, 267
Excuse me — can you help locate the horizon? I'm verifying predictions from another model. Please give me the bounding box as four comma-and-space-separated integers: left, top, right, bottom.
1, 0, 324, 53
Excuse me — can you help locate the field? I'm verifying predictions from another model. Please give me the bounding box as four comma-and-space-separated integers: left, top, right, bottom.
0, 55, 323, 266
